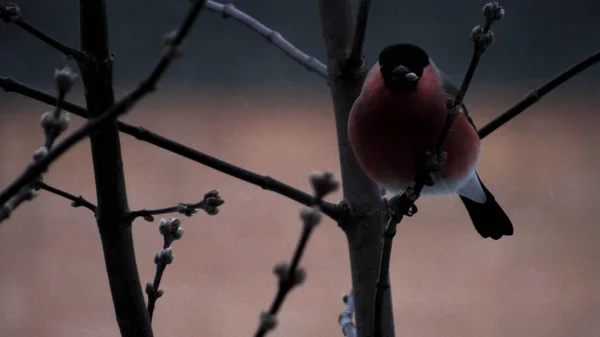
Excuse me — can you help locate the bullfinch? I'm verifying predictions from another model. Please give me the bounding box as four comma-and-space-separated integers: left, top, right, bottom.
348, 43, 513, 240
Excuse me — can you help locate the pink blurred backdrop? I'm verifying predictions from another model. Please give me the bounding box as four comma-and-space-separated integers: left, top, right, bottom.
1, 86, 599, 336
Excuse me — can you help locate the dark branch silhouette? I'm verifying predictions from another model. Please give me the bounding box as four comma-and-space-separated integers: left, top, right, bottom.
128, 189, 224, 222
34, 180, 97, 213
0, 0, 206, 210
0, 4, 89, 63
0, 77, 344, 220
478, 49, 600, 139
0, 0, 207, 335
348, 0, 372, 67
0, 65, 77, 224
204, 1, 327, 78
145, 218, 186, 320
253, 171, 339, 337
434, 2, 502, 154
0, 184, 37, 221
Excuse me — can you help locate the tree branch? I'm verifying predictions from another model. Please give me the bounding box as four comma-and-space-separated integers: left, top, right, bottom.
79, 0, 144, 334
317, 1, 394, 337
0, 3, 89, 63
0, 64, 78, 225
347, 0, 372, 68
75, 1, 204, 336
0, 77, 345, 220
0, 185, 37, 222
434, 2, 503, 156
253, 171, 338, 337
204, 0, 327, 78
0, 76, 90, 116
478, 49, 600, 139
128, 189, 224, 222
0, 0, 206, 210
34, 180, 97, 213
145, 218, 186, 320
123, 126, 344, 220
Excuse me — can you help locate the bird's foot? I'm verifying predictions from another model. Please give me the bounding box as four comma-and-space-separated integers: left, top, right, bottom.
422, 150, 447, 186
426, 150, 447, 167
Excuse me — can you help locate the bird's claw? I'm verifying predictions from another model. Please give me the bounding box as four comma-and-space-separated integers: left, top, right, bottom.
427, 151, 447, 167
423, 151, 446, 187
404, 186, 419, 201
405, 204, 418, 216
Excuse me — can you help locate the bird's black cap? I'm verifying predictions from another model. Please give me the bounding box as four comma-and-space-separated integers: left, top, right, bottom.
378, 43, 430, 93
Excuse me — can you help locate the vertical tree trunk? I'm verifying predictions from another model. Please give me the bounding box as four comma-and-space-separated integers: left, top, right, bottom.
78, 1, 153, 336
318, 1, 396, 336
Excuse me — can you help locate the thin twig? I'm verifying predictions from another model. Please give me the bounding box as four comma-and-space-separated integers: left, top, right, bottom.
478, 49, 600, 139
436, 2, 503, 153
0, 76, 93, 116
146, 218, 185, 320
44, 90, 66, 149
123, 127, 344, 220
34, 180, 97, 213
347, 0, 372, 67
0, 77, 345, 220
0, 66, 77, 224
253, 171, 339, 337
128, 189, 224, 222
373, 194, 412, 337
0, 4, 89, 63
0, 0, 206, 209
373, 3, 505, 336
204, 0, 327, 78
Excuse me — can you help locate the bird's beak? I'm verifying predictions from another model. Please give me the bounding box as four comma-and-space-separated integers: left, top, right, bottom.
391, 64, 419, 82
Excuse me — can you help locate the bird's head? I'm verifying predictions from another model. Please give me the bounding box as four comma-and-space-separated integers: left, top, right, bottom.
378, 43, 430, 93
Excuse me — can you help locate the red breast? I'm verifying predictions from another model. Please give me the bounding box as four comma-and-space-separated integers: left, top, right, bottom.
348, 63, 481, 191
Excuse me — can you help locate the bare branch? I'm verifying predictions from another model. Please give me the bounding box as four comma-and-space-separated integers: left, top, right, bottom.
347, 0, 372, 67
0, 77, 345, 220
128, 189, 224, 222
318, 0, 393, 336
0, 185, 37, 222
0, 0, 206, 210
123, 128, 344, 220
0, 3, 90, 63
34, 180, 97, 213
146, 218, 186, 320
451, 3, 503, 109
253, 171, 339, 337
436, 1, 503, 153
0, 77, 90, 116
204, 1, 327, 78
478, 49, 600, 139
373, 3, 505, 336
0, 65, 78, 225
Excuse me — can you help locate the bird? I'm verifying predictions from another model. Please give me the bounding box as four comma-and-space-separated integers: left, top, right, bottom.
347, 43, 513, 240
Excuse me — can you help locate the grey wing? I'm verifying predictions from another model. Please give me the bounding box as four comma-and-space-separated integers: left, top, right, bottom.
430, 59, 477, 130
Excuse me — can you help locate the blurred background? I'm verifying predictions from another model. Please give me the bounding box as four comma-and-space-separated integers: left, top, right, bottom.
1, 0, 599, 336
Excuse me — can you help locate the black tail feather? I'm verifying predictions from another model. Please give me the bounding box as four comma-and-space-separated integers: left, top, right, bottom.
459, 177, 513, 240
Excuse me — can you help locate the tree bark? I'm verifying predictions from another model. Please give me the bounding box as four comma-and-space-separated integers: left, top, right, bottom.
78, 1, 153, 336
317, 1, 395, 336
